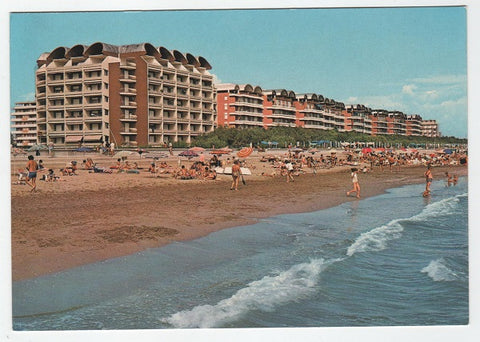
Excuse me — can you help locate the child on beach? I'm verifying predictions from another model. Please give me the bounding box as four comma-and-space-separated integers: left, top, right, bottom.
346, 168, 360, 199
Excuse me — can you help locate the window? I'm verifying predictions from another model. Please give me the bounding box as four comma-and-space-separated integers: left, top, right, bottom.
104, 69, 108, 76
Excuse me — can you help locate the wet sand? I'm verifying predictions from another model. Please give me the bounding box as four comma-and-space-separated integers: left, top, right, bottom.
10, 153, 467, 281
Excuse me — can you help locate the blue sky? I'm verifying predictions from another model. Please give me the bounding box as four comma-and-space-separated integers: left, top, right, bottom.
10, 7, 467, 137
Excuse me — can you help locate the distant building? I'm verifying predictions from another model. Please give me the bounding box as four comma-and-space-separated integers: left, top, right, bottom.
216, 83, 441, 138
35, 42, 216, 147
406, 115, 423, 136
422, 120, 440, 137
11, 101, 37, 147
216, 84, 264, 128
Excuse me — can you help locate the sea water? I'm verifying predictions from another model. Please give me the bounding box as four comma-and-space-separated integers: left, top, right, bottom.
12, 177, 468, 330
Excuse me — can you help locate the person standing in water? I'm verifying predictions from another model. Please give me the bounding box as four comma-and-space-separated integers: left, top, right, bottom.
424, 164, 433, 196
347, 168, 360, 199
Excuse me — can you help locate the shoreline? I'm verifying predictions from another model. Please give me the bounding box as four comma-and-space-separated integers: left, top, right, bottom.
11, 159, 468, 281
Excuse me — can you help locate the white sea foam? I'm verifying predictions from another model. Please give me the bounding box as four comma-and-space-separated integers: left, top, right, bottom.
409, 193, 466, 222
346, 219, 404, 256
162, 258, 335, 328
347, 193, 466, 257
421, 258, 457, 281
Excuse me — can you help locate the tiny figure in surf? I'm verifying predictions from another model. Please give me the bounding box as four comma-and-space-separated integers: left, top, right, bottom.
423, 164, 433, 197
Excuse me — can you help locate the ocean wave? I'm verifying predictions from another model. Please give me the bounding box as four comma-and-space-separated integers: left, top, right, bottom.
421, 258, 457, 282
346, 219, 404, 256
409, 193, 466, 222
347, 193, 467, 257
162, 258, 336, 328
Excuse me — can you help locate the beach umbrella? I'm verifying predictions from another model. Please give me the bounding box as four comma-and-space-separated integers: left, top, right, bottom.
291, 147, 303, 152
443, 148, 454, 154
189, 146, 205, 152
75, 146, 94, 152
179, 150, 198, 157
27, 144, 48, 151
237, 147, 253, 158
361, 147, 372, 154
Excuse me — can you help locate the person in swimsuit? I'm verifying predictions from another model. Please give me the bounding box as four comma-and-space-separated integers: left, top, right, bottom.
347, 168, 361, 199
231, 160, 241, 190
25, 155, 38, 192
424, 164, 433, 195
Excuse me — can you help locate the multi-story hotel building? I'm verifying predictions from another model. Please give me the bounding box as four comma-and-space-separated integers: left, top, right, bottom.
35, 42, 216, 147
422, 120, 440, 137
406, 115, 423, 136
388, 111, 407, 136
345, 105, 373, 135
11, 101, 38, 147
216, 84, 264, 128
215, 83, 441, 138
216, 84, 347, 131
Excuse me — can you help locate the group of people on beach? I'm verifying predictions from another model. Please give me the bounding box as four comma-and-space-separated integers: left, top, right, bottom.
18, 145, 464, 198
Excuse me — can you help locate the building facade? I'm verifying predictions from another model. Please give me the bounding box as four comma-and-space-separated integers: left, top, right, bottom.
35, 42, 216, 147
216, 83, 435, 137
11, 101, 38, 147
422, 120, 440, 137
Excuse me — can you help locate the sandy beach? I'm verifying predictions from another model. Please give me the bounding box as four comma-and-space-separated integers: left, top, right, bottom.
10, 151, 468, 281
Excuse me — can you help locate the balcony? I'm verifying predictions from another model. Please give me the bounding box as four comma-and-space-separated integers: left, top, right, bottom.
85, 115, 103, 122
233, 101, 264, 109
120, 74, 136, 83
49, 116, 65, 123
49, 130, 66, 136
120, 101, 137, 109
120, 115, 138, 122
233, 119, 264, 127
232, 110, 264, 118
270, 113, 296, 121
120, 88, 137, 96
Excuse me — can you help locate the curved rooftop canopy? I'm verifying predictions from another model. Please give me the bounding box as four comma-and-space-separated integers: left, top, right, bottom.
143, 43, 162, 60
66, 44, 88, 58
253, 86, 263, 95
158, 46, 175, 62
84, 42, 118, 56
198, 56, 212, 70
173, 50, 188, 64
36, 53, 50, 67
46, 47, 68, 64
186, 53, 200, 67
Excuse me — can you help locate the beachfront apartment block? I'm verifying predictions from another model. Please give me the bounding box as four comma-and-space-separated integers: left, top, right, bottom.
421, 120, 440, 137
11, 101, 38, 147
34, 42, 216, 147
216, 84, 346, 132
216, 84, 429, 137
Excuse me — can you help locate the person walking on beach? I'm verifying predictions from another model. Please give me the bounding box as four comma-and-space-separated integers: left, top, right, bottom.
347, 167, 360, 199
424, 164, 433, 196
230, 160, 242, 190
285, 160, 295, 182
25, 155, 39, 192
